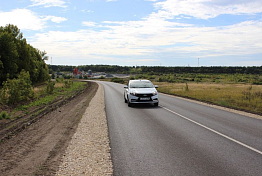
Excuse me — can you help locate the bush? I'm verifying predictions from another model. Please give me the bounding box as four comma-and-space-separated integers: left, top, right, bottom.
63, 74, 72, 79
0, 111, 9, 119
0, 85, 9, 104
64, 80, 73, 88
185, 83, 189, 91
56, 77, 64, 83
129, 76, 135, 80
0, 70, 34, 104
46, 80, 55, 94
111, 77, 124, 84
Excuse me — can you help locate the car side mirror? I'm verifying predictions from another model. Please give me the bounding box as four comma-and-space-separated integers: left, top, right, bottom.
124, 86, 128, 89
155, 85, 158, 88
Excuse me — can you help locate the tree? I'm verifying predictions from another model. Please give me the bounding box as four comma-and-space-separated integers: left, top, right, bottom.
0, 30, 19, 82
38, 49, 49, 61
0, 24, 49, 85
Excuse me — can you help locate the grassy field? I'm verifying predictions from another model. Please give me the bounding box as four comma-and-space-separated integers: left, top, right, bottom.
155, 82, 262, 115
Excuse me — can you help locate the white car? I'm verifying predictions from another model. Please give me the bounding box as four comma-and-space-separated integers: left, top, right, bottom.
124, 80, 159, 107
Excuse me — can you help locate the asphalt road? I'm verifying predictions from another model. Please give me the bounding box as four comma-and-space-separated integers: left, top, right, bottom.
99, 81, 262, 176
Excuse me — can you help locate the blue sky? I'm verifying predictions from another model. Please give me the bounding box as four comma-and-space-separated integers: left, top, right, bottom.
1, 0, 262, 66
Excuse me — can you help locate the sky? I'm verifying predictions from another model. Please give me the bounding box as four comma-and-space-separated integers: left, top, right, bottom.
1, 0, 262, 66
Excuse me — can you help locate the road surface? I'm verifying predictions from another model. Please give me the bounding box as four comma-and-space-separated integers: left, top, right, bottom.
100, 81, 262, 176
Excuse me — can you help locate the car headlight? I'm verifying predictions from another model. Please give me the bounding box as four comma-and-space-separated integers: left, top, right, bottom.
153, 91, 158, 95
130, 92, 137, 96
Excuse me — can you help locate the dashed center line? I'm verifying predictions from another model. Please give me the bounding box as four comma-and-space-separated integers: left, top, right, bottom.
160, 105, 262, 155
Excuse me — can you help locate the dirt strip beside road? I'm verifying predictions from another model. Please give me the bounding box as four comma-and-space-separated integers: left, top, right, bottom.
56, 82, 113, 175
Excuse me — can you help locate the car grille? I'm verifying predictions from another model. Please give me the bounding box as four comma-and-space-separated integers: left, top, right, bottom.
136, 93, 153, 97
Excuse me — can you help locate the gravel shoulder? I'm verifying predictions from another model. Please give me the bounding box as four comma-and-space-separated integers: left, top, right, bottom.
56, 82, 113, 175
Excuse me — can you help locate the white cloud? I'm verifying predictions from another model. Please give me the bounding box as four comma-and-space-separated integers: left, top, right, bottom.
80, 10, 94, 13
0, 9, 67, 31
30, 0, 66, 8
153, 0, 262, 19
0, 9, 44, 30
82, 21, 97, 27
31, 17, 262, 62
44, 16, 67, 23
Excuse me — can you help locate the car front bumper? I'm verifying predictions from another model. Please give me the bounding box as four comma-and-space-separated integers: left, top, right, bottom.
128, 94, 159, 104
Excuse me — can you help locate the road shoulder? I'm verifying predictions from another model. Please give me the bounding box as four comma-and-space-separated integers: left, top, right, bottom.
56, 82, 113, 175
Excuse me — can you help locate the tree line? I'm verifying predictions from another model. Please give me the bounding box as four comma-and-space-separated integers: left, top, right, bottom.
0, 24, 49, 85
139, 66, 262, 74
48, 65, 131, 74
49, 64, 262, 75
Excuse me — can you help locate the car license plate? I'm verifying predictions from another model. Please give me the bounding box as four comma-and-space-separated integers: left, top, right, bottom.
140, 97, 150, 100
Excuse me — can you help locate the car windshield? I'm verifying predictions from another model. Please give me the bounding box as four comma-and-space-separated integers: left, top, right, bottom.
130, 81, 154, 88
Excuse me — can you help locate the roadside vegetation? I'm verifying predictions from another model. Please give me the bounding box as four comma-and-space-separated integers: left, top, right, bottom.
0, 76, 87, 120
0, 24, 90, 121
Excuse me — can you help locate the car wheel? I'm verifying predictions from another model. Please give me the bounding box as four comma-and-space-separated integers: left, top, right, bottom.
124, 95, 127, 103
154, 102, 158, 106
127, 97, 132, 107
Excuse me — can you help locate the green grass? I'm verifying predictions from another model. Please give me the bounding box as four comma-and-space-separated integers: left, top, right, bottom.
9, 81, 87, 119
23, 82, 85, 109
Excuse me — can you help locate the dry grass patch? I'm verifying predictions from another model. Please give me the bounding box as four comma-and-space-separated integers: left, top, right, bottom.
155, 82, 262, 115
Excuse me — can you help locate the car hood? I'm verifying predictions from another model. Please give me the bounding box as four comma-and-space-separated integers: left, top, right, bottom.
129, 88, 157, 94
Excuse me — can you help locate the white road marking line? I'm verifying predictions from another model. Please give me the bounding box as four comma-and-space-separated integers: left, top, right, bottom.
160, 105, 262, 155
159, 93, 262, 120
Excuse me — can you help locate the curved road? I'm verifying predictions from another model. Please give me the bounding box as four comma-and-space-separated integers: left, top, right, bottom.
99, 81, 262, 176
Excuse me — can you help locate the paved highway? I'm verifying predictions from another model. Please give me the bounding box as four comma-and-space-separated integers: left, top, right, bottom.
99, 81, 262, 176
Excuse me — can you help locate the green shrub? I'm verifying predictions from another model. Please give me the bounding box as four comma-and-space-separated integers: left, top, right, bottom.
0, 111, 9, 119
185, 83, 189, 91
46, 80, 55, 94
129, 76, 135, 80
64, 80, 73, 88
0, 70, 34, 104
0, 85, 9, 104
18, 70, 34, 101
63, 74, 72, 79
111, 77, 124, 84
56, 78, 64, 83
